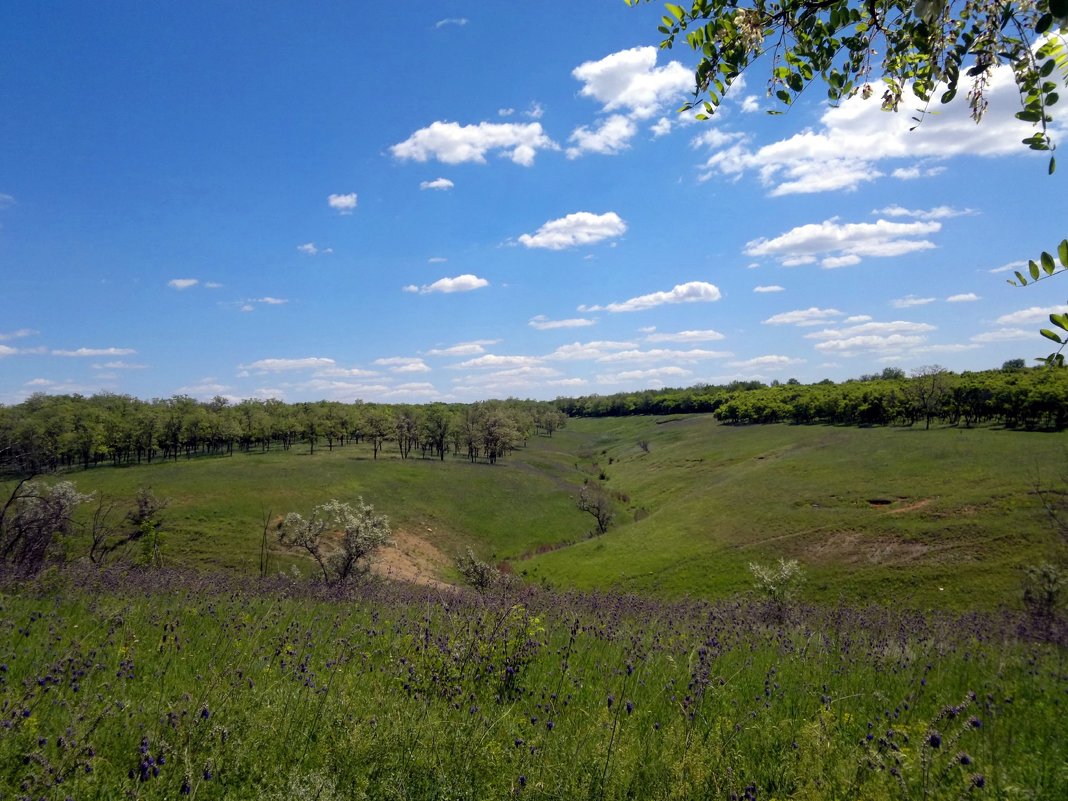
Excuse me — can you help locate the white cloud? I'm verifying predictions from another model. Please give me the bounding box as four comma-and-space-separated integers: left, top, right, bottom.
0, 328, 36, 341
524, 102, 545, 119
547, 341, 637, 361
597, 348, 730, 364
404, 274, 489, 294
373, 357, 430, 374
996, 305, 1065, 325
528, 315, 596, 330
753, 285, 784, 293
327, 193, 358, 214
891, 164, 946, 180
435, 17, 467, 27
240, 304, 254, 312
728, 355, 805, 369
390, 121, 557, 166
548, 378, 588, 388
891, 295, 936, 308
420, 177, 455, 191
428, 256, 448, 264
596, 366, 692, 385
740, 95, 761, 113
650, 117, 673, 137
947, 293, 980, 302
296, 242, 332, 256
455, 354, 543, 369
52, 347, 136, 357
518, 211, 626, 250
873, 204, 974, 221
691, 129, 744, 149
696, 64, 1059, 194
645, 329, 725, 343
566, 114, 637, 158
498, 108, 514, 117
803, 320, 937, 355
580, 281, 721, 313
204, 281, 223, 288
426, 340, 499, 357
242, 357, 336, 372
763, 307, 842, 326
988, 259, 1027, 274
254, 297, 287, 305
571, 46, 692, 120
168, 278, 199, 290
94, 360, 147, 370
176, 379, 233, 399
0, 345, 16, 357
970, 328, 1037, 342
314, 367, 379, 378
745, 217, 941, 267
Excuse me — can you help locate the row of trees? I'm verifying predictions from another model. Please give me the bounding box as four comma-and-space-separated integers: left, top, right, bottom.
0, 394, 568, 476
557, 366, 1068, 430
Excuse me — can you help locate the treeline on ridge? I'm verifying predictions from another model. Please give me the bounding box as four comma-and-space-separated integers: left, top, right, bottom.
0, 394, 567, 475
554, 364, 1068, 430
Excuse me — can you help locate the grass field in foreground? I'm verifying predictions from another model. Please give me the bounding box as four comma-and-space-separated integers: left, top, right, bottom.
1, 569, 1063, 800
4, 416, 1067, 609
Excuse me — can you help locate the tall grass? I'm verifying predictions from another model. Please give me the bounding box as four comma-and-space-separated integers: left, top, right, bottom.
2, 566, 1064, 799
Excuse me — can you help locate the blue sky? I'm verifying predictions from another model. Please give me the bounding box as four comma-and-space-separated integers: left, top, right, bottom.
1, 2, 1065, 404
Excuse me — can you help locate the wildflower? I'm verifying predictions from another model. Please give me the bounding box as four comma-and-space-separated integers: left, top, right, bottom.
971, 773, 986, 789
625, 700, 634, 715
927, 731, 942, 749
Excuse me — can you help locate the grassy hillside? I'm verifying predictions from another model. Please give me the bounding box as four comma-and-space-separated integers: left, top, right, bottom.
6, 416, 1066, 608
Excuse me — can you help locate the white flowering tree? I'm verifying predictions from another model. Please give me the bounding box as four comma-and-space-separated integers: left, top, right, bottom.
278, 498, 392, 583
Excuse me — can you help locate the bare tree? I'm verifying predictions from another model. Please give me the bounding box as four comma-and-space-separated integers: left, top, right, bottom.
0, 479, 92, 575
577, 482, 614, 536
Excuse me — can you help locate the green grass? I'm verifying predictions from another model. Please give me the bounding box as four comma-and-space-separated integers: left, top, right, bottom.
5, 416, 1067, 608
1, 570, 1063, 800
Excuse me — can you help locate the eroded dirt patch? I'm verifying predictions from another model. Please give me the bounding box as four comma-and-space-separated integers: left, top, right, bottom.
801, 530, 937, 567
883, 498, 933, 514
372, 528, 455, 590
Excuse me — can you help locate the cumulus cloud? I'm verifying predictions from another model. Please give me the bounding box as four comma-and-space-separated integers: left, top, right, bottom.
763, 307, 842, 326
970, 328, 1037, 342
454, 354, 543, 369
327, 193, 358, 214
425, 340, 499, 357
873, 204, 974, 220
744, 217, 941, 267
528, 315, 596, 330
0, 328, 36, 341
891, 164, 946, 180
597, 348, 731, 364
572, 46, 692, 120
403, 274, 489, 294
996, 305, 1065, 325
373, 357, 430, 373
0, 345, 17, 357
644, 329, 725, 343
168, 278, 199, 290
581, 281, 722, 313
566, 114, 638, 158
596, 366, 692, 385
753, 285, 784, 293
390, 121, 557, 166
891, 295, 936, 308
695, 63, 1060, 194
548, 341, 639, 361
52, 347, 136, 357
947, 292, 980, 302
803, 320, 936, 355
420, 177, 455, 191
297, 242, 332, 255
241, 357, 336, 372
728, 355, 805, 369
314, 366, 379, 378
518, 211, 626, 250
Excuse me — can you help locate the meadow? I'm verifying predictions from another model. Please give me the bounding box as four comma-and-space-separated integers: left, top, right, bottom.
2, 566, 1064, 800
6, 415, 1065, 610
2, 415, 1066, 798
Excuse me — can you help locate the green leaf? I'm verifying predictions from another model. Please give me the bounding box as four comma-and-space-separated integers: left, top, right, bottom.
1052, 313, 1068, 331
1036, 13, 1053, 35
1030, 260, 1041, 281
1014, 270, 1029, 286
1042, 252, 1057, 275
1051, 156, 1057, 176
1041, 328, 1064, 344
665, 3, 686, 22
1016, 110, 1042, 123
1058, 240, 1068, 267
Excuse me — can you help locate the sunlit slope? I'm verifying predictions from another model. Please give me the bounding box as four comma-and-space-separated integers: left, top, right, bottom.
521, 416, 1067, 608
